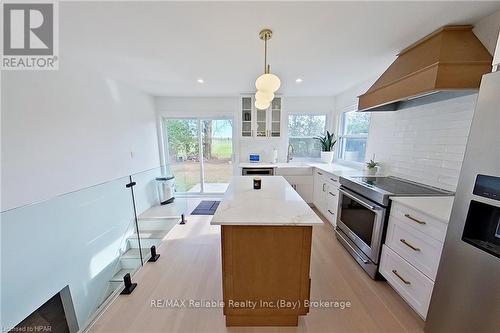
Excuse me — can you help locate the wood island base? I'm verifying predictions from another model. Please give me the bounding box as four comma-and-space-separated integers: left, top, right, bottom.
221, 225, 313, 327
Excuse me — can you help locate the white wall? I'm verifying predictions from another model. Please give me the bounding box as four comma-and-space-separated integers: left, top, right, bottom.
473, 10, 500, 55
1, 57, 160, 211
365, 94, 477, 191
155, 96, 335, 165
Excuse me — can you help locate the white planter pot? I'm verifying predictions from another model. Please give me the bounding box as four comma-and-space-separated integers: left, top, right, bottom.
321, 151, 334, 164
365, 166, 379, 175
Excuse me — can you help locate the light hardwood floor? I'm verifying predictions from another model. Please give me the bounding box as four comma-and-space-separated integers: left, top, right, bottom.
90, 207, 425, 333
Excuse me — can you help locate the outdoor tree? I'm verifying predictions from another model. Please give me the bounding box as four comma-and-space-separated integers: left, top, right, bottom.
165, 120, 198, 161
203, 120, 213, 160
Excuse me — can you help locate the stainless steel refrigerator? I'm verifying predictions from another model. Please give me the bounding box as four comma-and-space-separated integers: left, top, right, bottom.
425, 70, 500, 331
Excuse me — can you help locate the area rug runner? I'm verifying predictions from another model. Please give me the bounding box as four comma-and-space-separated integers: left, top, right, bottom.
191, 201, 221, 215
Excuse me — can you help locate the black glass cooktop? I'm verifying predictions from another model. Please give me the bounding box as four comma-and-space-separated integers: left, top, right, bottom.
351, 176, 452, 196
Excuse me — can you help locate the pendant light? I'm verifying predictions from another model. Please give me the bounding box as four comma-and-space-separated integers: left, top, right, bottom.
255, 29, 280, 110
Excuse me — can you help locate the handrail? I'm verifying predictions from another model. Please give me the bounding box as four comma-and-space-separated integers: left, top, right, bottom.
1, 165, 172, 213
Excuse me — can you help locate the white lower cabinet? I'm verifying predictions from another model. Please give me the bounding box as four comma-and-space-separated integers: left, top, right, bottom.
385, 218, 443, 280
380, 201, 449, 320
313, 170, 325, 209
283, 175, 313, 203
380, 245, 434, 319
312, 169, 340, 226
325, 184, 339, 226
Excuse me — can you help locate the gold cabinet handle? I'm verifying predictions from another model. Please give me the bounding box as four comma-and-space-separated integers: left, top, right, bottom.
404, 213, 426, 225
392, 269, 411, 285
400, 239, 421, 251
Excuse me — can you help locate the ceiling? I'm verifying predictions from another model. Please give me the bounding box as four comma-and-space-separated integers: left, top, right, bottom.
61, 1, 500, 97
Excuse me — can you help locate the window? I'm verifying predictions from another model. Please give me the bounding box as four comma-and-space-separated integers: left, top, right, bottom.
288, 114, 327, 159
338, 109, 370, 163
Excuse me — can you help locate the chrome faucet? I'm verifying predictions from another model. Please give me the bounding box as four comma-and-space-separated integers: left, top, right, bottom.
287, 143, 294, 163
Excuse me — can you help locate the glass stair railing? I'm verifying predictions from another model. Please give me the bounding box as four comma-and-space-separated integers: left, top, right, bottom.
1, 165, 187, 333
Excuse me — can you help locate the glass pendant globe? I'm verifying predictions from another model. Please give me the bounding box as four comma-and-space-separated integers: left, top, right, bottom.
254, 99, 270, 110
255, 90, 274, 103
255, 73, 281, 93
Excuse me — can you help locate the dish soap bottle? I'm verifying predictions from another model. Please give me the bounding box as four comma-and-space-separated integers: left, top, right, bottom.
272, 148, 278, 163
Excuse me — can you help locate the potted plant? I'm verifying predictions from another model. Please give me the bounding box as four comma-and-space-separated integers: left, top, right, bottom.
314, 131, 337, 164
365, 156, 380, 175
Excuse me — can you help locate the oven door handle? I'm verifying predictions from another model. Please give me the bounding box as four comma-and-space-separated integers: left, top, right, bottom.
339, 188, 381, 212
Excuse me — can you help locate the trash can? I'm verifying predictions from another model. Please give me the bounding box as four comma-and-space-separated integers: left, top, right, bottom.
156, 176, 175, 205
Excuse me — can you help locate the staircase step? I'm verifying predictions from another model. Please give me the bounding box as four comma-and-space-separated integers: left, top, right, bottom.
138, 217, 180, 231
138, 199, 187, 219
121, 248, 149, 260
99, 281, 123, 308
127, 230, 168, 248
110, 268, 136, 282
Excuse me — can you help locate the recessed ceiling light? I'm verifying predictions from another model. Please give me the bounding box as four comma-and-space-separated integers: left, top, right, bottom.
197, 78, 204, 84
295, 78, 303, 83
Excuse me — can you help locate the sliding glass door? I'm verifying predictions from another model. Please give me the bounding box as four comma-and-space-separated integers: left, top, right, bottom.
201, 119, 233, 193
164, 118, 233, 194
164, 119, 201, 193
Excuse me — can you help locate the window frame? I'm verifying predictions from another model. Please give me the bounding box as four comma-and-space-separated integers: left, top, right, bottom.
337, 105, 370, 166
287, 112, 329, 161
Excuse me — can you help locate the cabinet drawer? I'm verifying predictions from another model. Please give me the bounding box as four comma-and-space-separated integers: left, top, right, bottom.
327, 185, 339, 215
390, 202, 448, 242
325, 173, 340, 189
325, 209, 336, 226
380, 245, 434, 319
386, 217, 443, 280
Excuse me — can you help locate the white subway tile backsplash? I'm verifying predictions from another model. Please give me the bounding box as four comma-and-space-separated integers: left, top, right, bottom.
366, 94, 477, 191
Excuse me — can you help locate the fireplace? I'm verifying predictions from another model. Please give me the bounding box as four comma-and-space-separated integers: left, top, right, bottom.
10, 286, 78, 333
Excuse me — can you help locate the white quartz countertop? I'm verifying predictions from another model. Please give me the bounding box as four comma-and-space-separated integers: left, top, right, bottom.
308, 163, 372, 177
210, 176, 323, 226
390, 196, 455, 223
239, 162, 282, 168
239, 162, 372, 177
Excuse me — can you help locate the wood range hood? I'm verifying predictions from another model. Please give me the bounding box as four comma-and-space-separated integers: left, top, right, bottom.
358, 25, 493, 112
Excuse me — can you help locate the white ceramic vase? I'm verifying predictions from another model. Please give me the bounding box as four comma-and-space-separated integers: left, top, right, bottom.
366, 166, 379, 175
321, 151, 334, 164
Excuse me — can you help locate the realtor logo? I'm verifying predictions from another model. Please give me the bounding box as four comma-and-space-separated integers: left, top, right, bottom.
2, 1, 59, 70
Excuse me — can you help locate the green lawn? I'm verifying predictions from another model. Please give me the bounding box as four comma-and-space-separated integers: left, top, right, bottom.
211, 139, 232, 159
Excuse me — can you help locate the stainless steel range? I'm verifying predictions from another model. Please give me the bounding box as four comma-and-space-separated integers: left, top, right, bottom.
336, 176, 453, 278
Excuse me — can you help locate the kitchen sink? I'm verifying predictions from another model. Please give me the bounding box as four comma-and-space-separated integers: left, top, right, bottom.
274, 164, 313, 176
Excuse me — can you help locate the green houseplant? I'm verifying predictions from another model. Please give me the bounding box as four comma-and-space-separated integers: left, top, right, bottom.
365, 155, 380, 175
314, 131, 337, 163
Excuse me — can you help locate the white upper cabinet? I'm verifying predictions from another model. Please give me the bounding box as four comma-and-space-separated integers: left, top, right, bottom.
240, 96, 281, 138
270, 98, 281, 137
241, 97, 253, 137
493, 32, 500, 70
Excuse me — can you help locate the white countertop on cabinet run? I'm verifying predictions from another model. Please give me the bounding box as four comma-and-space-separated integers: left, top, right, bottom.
210, 176, 323, 226
238, 162, 373, 177
390, 196, 455, 223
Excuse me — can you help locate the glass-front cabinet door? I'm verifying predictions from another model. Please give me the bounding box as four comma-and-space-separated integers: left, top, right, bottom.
241, 97, 252, 137
271, 97, 281, 137
256, 107, 268, 137
240, 96, 282, 137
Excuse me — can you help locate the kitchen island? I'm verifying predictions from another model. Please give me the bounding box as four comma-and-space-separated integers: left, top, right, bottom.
211, 176, 323, 326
